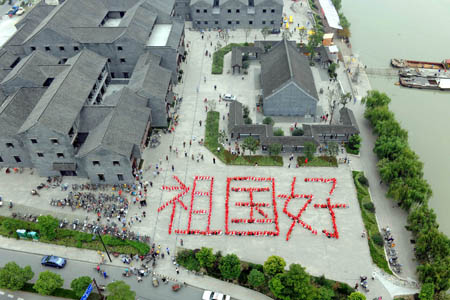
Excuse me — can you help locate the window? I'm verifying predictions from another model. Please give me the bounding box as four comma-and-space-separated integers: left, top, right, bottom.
236, 20, 240, 24
50, 138, 59, 145
107, 58, 111, 63
117, 46, 123, 51
30, 46, 36, 51
14, 156, 21, 163
120, 58, 126, 63
123, 72, 129, 78
262, 20, 266, 24
249, 20, 253, 25
111, 72, 115, 78
227, 9, 231, 13
30, 139, 38, 144
0, 156, 3, 162
57, 153, 64, 158
74, 46, 79, 51
45, 46, 50, 51
113, 161, 120, 166
236, 9, 240, 13
6, 143, 14, 148
97, 174, 105, 181
204, 21, 208, 24
203, 9, 207, 13
270, 20, 274, 24
59, 46, 65, 51
93, 161, 100, 166
197, 21, 201, 24
196, 9, 200, 13
43, 78, 54, 87
228, 20, 232, 24
263, 9, 267, 13
59, 58, 68, 64
271, 8, 275, 13
117, 174, 124, 181
37, 152, 44, 157
215, 20, 219, 25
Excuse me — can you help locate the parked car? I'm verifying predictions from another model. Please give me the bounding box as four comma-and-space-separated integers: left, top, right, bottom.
41, 255, 67, 268
271, 28, 281, 34
202, 291, 231, 300
222, 94, 236, 101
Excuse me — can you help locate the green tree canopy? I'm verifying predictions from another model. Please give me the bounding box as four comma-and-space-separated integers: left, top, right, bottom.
248, 269, 265, 288
219, 254, 241, 280
107, 281, 136, 300
364, 106, 395, 127
373, 118, 408, 140
326, 142, 339, 157
417, 257, 450, 293
273, 128, 284, 136
377, 149, 423, 183
33, 271, 63, 295
196, 247, 216, 269
292, 128, 304, 136
315, 286, 335, 300
347, 291, 366, 300
70, 276, 92, 298
361, 90, 391, 109
415, 228, 450, 262
419, 282, 434, 300
306, 28, 324, 62
348, 135, 362, 151
268, 143, 282, 156
407, 205, 438, 235
37, 215, 59, 241
263, 117, 274, 125
269, 264, 314, 300
0, 262, 34, 290
263, 256, 286, 277
304, 142, 317, 161
374, 135, 408, 160
340, 92, 352, 107
242, 137, 260, 155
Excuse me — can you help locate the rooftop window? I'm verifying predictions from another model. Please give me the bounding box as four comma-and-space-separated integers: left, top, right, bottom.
100, 11, 125, 27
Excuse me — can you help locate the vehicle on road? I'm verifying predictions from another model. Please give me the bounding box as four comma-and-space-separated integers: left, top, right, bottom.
271, 28, 281, 34
202, 290, 231, 300
41, 255, 67, 268
16, 7, 25, 15
6, 5, 19, 15
222, 94, 236, 101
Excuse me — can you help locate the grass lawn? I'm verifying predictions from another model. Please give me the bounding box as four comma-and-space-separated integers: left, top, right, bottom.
352, 171, 392, 274
205, 111, 282, 166
0, 216, 149, 255
297, 156, 338, 167
212, 43, 250, 74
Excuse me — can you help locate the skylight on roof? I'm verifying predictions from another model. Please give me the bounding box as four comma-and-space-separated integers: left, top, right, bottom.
100, 11, 125, 27
147, 24, 172, 47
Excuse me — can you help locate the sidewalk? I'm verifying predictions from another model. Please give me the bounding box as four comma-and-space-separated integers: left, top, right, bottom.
0, 289, 67, 300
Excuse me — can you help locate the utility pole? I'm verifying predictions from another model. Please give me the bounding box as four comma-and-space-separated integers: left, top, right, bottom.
92, 278, 105, 300
97, 232, 112, 263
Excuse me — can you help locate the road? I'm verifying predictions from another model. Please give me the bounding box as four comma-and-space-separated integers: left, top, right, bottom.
0, 248, 204, 300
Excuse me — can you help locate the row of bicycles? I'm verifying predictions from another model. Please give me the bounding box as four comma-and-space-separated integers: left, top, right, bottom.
382, 227, 402, 274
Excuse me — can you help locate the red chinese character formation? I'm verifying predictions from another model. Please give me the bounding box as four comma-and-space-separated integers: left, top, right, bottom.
225, 177, 279, 237
158, 175, 348, 240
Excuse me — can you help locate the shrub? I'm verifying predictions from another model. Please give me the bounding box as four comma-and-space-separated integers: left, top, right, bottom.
0, 262, 34, 290
372, 233, 384, 247
357, 174, 369, 186
292, 128, 304, 136
348, 135, 362, 151
70, 276, 92, 298
273, 128, 284, 136
177, 249, 200, 271
244, 117, 252, 124
363, 202, 375, 213
33, 271, 63, 295
263, 117, 274, 125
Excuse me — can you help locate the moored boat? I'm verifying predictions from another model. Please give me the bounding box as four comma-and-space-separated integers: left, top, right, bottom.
391, 58, 450, 70
399, 77, 450, 90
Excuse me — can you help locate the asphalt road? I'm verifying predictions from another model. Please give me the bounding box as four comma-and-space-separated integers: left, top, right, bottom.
0, 248, 204, 300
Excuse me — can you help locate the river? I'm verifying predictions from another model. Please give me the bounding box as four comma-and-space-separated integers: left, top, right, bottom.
342, 0, 450, 235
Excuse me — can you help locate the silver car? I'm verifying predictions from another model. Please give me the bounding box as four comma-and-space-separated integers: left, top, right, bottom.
222, 94, 236, 101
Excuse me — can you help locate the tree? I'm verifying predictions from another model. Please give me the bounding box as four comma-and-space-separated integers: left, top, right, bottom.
33, 271, 63, 295
417, 257, 450, 293
348, 134, 362, 151
248, 269, 265, 288
242, 137, 259, 155
347, 292, 366, 300
107, 281, 136, 300
70, 276, 92, 298
269, 264, 314, 300
377, 149, 423, 183
261, 27, 270, 41
298, 27, 307, 44
326, 142, 339, 157
419, 283, 435, 300
263, 256, 286, 277
244, 117, 252, 124
37, 215, 59, 241
407, 205, 438, 235
304, 142, 317, 161
328, 62, 337, 78
373, 135, 407, 160
219, 254, 241, 280
315, 286, 335, 300
306, 28, 324, 63
196, 247, 216, 269
292, 128, 304, 136
0, 262, 34, 290
340, 92, 352, 107
263, 117, 274, 125
331, 0, 342, 11
273, 128, 284, 136
415, 228, 450, 262
268, 143, 282, 156
361, 90, 391, 109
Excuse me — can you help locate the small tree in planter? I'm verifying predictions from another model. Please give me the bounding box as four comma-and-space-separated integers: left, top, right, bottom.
273, 128, 284, 136
292, 128, 304, 136
268, 143, 282, 156
263, 117, 274, 125
304, 142, 317, 161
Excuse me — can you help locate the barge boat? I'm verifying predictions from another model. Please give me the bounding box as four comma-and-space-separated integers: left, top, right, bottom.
399, 77, 450, 90
391, 58, 450, 70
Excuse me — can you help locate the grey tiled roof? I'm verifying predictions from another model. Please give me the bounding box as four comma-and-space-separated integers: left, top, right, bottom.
260, 39, 318, 101
228, 100, 244, 133
0, 87, 46, 136
19, 50, 107, 135
78, 106, 114, 132
0, 49, 20, 82
77, 87, 150, 157
166, 20, 184, 49
129, 52, 171, 127
231, 48, 242, 67
303, 124, 359, 135
339, 107, 359, 132
261, 135, 320, 147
